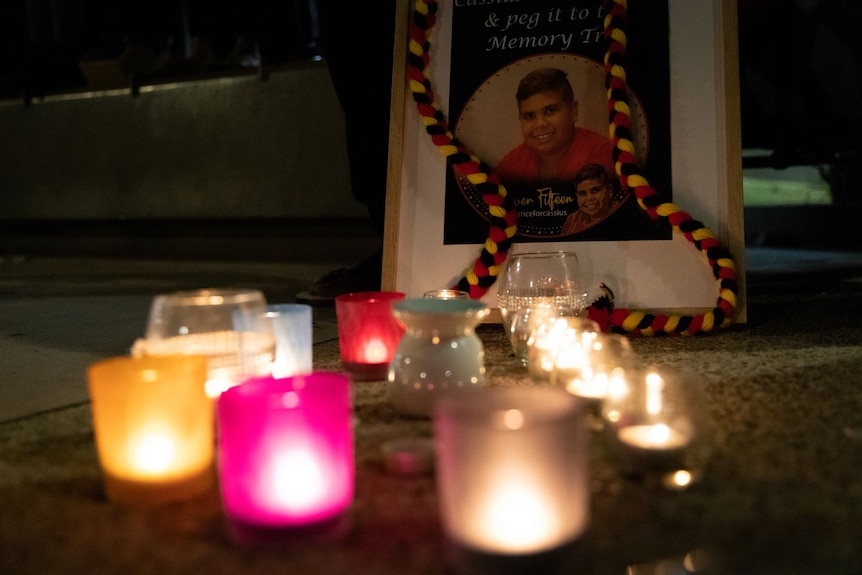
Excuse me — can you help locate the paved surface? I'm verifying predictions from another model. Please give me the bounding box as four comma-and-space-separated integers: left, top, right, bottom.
0, 256, 342, 423
3, 246, 862, 423
2, 253, 862, 574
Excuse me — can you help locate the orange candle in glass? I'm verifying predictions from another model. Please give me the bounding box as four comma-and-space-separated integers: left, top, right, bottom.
87, 354, 214, 505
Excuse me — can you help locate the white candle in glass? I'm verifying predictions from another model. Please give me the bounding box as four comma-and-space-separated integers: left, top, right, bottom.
434, 388, 589, 556
469, 466, 564, 553
613, 371, 693, 452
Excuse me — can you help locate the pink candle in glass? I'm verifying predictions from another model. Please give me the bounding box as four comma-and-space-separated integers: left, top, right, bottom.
216, 372, 354, 540
335, 291, 406, 381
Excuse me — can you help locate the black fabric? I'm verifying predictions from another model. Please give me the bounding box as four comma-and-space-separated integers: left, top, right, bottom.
316, 0, 397, 238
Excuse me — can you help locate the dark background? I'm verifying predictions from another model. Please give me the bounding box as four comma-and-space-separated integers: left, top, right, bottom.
0, 0, 860, 239
737, 0, 862, 204
0, 0, 321, 100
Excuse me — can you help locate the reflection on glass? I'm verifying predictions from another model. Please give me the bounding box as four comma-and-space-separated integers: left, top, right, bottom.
601, 366, 713, 490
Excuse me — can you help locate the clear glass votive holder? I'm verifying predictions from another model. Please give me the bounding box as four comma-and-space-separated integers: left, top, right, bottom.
601, 366, 713, 490
144, 288, 269, 340
504, 303, 562, 368
133, 288, 275, 398
496, 250, 588, 364
551, 332, 636, 419
234, 303, 313, 378
87, 354, 214, 506
335, 291, 406, 381
526, 315, 601, 382
434, 387, 589, 573
217, 372, 355, 543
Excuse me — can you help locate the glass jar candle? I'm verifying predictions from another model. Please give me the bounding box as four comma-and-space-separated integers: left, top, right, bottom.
217, 372, 355, 541
434, 387, 589, 573
335, 291, 406, 381
87, 354, 214, 505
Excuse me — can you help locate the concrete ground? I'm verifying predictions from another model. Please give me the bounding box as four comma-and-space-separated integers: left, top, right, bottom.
0, 255, 347, 423
3, 241, 862, 424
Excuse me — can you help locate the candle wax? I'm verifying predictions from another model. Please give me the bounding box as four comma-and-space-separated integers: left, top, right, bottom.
617, 423, 690, 450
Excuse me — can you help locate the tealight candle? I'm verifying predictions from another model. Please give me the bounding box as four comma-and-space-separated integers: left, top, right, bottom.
216, 372, 354, 541
335, 291, 406, 381
617, 423, 692, 450
504, 304, 560, 368
434, 387, 589, 573
601, 368, 711, 487
551, 332, 636, 423
87, 354, 214, 505
526, 315, 600, 382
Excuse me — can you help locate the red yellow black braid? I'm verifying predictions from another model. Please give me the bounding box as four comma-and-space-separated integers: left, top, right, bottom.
407, 0, 518, 300
603, 0, 738, 335
407, 0, 738, 336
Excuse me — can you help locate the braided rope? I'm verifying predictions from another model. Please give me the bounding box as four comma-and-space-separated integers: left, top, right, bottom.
602, 0, 738, 335
406, 0, 738, 336
407, 1, 518, 300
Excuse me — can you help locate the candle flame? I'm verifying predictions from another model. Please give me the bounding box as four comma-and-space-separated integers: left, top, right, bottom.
569, 369, 608, 398
645, 371, 665, 415
617, 423, 690, 450
479, 481, 557, 552
132, 431, 176, 474
671, 469, 692, 487
362, 339, 388, 363
270, 448, 328, 512
649, 423, 671, 444
502, 409, 524, 430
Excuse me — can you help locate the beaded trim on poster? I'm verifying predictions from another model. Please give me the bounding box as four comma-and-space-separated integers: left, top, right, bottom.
406, 0, 739, 336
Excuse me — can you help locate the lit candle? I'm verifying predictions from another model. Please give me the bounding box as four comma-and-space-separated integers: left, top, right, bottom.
614, 421, 694, 482
216, 372, 354, 540
603, 369, 707, 485
646, 370, 664, 415
470, 467, 564, 553
335, 291, 406, 381
434, 388, 589, 565
87, 355, 214, 505
552, 333, 634, 402
527, 316, 600, 382
361, 338, 389, 363
616, 372, 691, 451
617, 423, 692, 450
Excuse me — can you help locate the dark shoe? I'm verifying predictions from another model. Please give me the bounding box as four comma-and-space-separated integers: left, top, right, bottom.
302, 249, 383, 302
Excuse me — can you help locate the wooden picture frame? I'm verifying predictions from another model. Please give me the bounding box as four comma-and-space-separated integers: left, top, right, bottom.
383, 0, 746, 326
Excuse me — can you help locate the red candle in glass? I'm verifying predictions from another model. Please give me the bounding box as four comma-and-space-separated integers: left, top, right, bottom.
216, 372, 354, 541
335, 291, 406, 381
